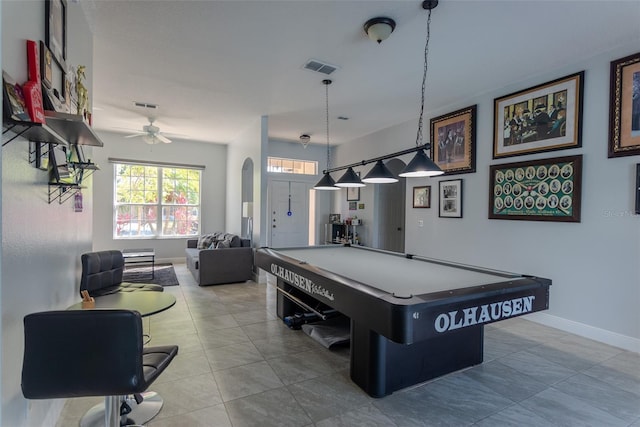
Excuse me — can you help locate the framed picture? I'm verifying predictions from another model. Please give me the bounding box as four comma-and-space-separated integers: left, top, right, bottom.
636, 164, 640, 215
329, 213, 341, 224
430, 105, 477, 174
45, 0, 67, 64
40, 41, 53, 89
489, 155, 582, 222
413, 186, 431, 208
608, 52, 640, 158
347, 186, 360, 201
348, 201, 357, 210
43, 41, 69, 114
493, 71, 584, 159
439, 179, 463, 218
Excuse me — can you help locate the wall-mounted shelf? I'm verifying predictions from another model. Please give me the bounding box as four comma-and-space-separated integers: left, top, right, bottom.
2, 119, 67, 147
2, 111, 104, 147
3, 110, 103, 205
43, 111, 104, 147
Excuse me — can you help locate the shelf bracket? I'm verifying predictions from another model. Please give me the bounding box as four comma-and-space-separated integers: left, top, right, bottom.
48, 183, 81, 205
2, 123, 29, 147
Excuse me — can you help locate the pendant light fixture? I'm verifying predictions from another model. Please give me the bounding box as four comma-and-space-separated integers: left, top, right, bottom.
314, 79, 340, 190
398, 0, 444, 178
335, 166, 365, 187
362, 160, 398, 183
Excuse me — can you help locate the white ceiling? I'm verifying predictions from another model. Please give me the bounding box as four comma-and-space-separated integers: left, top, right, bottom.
89, 0, 640, 146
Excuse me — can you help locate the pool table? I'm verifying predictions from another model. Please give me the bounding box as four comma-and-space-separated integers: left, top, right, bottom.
255, 245, 551, 397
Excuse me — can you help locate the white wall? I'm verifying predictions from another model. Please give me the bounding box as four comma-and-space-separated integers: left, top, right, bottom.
335, 43, 640, 351
333, 123, 417, 247
226, 117, 263, 246
91, 131, 227, 261
1, 2, 95, 425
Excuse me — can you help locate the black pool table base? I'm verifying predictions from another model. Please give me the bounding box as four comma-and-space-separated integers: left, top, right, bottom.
350, 321, 483, 398
276, 281, 484, 398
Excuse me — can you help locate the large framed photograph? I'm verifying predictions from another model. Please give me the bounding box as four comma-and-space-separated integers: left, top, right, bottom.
430, 105, 476, 174
489, 155, 582, 222
494, 71, 584, 159
608, 52, 640, 158
439, 179, 463, 218
413, 186, 431, 208
45, 0, 67, 64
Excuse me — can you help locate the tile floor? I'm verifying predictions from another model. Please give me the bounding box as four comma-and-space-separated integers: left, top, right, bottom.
57, 264, 640, 426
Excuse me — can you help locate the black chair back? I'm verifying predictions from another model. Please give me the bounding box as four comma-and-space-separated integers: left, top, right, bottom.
80, 251, 125, 295
22, 309, 144, 399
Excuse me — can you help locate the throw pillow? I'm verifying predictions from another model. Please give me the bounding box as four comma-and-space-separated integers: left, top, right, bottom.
222, 233, 241, 247
197, 233, 217, 249
215, 239, 231, 249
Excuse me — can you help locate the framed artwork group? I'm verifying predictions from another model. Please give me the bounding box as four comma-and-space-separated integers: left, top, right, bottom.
411, 51, 636, 224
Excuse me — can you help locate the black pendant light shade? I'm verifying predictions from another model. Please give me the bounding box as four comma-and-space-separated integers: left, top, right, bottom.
314, 172, 340, 190
362, 160, 398, 183
335, 167, 365, 187
398, 149, 443, 178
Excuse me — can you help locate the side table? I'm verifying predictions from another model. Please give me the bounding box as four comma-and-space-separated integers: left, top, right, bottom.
122, 248, 155, 279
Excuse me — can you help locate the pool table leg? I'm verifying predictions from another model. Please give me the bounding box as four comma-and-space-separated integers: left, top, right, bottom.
350, 320, 484, 398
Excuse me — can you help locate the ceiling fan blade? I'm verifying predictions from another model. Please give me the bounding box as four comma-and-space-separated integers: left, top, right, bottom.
123, 133, 144, 138
156, 134, 172, 144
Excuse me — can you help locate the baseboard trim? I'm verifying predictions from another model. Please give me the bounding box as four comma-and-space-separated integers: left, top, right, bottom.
526, 312, 640, 353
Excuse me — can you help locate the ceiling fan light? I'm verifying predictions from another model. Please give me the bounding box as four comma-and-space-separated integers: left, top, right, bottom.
364, 17, 396, 44
142, 134, 156, 144
335, 167, 366, 187
362, 160, 399, 183
398, 149, 444, 178
313, 172, 340, 190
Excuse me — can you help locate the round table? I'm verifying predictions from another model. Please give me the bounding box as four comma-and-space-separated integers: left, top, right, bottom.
68, 291, 176, 316
68, 291, 176, 427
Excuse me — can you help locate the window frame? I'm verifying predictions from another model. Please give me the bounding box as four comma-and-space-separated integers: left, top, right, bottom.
112, 161, 202, 239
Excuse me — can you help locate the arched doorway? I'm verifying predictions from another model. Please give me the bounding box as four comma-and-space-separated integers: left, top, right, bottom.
241, 158, 254, 242
374, 158, 406, 253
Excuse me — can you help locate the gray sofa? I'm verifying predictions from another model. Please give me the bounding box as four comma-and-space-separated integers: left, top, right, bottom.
185, 233, 253, 286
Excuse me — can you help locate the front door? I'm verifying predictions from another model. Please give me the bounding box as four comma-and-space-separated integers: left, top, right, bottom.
269, 180, 309, 247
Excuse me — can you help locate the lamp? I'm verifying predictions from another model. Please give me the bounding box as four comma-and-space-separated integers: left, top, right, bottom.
335, 166, 365, 187
362, 160, 398, 183
299, 134, 311, 148
314, 79, 340, 191
364, 17, 396, 44
398, 0, 444, 178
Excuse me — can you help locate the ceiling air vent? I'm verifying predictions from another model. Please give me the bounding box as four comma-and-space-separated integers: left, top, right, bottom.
303, 59, 338, 75
133, 101, 159, 109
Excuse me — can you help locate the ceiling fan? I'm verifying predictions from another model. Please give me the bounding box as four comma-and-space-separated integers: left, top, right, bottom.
124, 118, 172, 144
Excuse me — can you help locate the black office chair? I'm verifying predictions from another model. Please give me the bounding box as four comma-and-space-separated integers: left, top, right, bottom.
81, 250, 163, 297
21, 309, 178, 427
